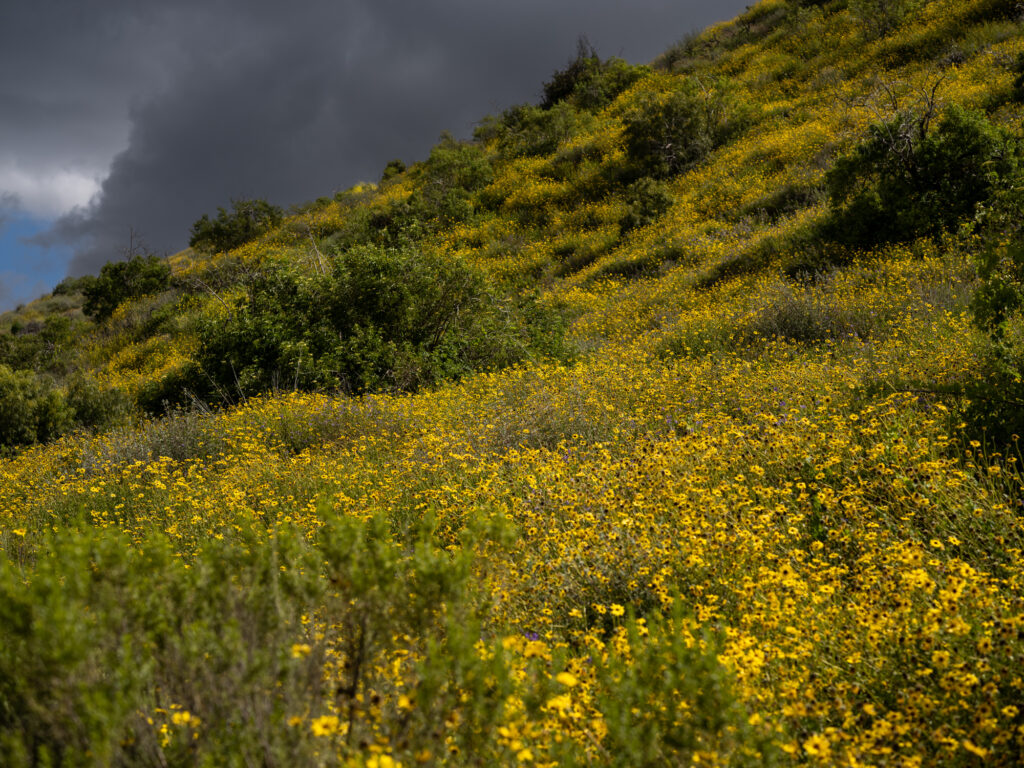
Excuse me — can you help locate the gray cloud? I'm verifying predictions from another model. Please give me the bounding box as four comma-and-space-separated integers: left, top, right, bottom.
0, 192, 18, 226
3, 0, 749, 276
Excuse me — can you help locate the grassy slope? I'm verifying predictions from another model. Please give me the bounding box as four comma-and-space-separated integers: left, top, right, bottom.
3, 0, 1024, 765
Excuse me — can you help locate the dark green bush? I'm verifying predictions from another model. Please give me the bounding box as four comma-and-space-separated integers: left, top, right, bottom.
623, 78, 753, 179
81, 255, 172, 322
64, 376, 130, 432
973, 247, 1024, 334
962, 176, 1024, 445
363, 199, 426, 245
849, 0, 919, 39
0, 365, 71, 451
414, 133, 493, 224
133, 363, 202, 417
619, 177, 675, 233
0, 366, 129, 450
51, 275, 91, 297
824, 105, 1019, 246
0, 315, 80, 375
541, 38, 648, 112
475, 102, 583, 159
188, 198, 284, 254
380, 158, 406, 182
344, 137, 494, 248
195, 245, 557, 400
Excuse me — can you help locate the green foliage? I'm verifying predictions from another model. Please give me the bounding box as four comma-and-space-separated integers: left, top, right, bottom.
0, 365, 72, 451
414, 133, 493, 224
64, 376, 130, 433
619, 177, 674, 234
81, 255, 172, 322
973, 172, 1024, 325
0, 367, 129, 451
0, 315, 80, 375
51, 275, 92, 297
849, 0, 921, 39
380, 158, 406, 182
581, 607, 778, 767
966, 176, 1024, 445
541, 38, 648, 112
332, 137, 494, 249
476, 102, 584, 159
824, 105, 1019, 246
0, 530, 153, 766
622, 78, 752, 178
972, 245, 1024, 334
133, 364, 201, 417
0, 511, 501, 767
188, 198, 284, 254
196, 245, 557, 400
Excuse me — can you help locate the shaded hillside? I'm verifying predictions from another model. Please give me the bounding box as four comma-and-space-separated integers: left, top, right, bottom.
3, 0, 1024, 765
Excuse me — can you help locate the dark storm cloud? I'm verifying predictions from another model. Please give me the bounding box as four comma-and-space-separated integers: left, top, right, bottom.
14, 0, 749, 275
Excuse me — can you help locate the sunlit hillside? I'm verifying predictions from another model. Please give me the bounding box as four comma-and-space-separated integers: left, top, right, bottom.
3, 0, 1024, 764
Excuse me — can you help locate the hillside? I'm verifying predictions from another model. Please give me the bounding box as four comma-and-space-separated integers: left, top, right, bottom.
3, 0, 1024, 764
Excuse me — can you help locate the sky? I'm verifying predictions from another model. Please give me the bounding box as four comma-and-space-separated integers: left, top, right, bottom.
0, 0, 750, 312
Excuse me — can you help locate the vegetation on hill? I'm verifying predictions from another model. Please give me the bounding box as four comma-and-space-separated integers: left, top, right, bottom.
3, 0, 1024, 764
188, 198, 284, 255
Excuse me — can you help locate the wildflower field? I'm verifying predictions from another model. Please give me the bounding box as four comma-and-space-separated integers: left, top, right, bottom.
3, 0, 1024, 764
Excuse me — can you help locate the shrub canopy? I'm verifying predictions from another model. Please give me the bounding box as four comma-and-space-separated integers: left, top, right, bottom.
196, 246, 541, 399
189, 198, 284, 254
622, 77, 751, 178
81, 255, 172, 322
825, 105, 1019, 245
540, 38, 647, 112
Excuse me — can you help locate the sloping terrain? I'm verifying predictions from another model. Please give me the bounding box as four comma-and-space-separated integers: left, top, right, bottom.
3, 0, 1024, 764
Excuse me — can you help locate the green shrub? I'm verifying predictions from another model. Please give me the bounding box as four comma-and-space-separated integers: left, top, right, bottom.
849, 0, 921, 39
0, 511, 505, 767
133, 362, 201, 417
195, 245, 556, 400
824, 105, 1019, 246
0, 315, 80, 375
973, 246, 1024, 335
356, 136, 494, 245
476, 102, 584, 159
65, 376, 130, 433
966, 176, 1024, 445
188, 198, 284, 255
575, 607, 779, 767
414, 133, 494, 224
51, 275, 91, 297
619, 177, 674, 233
540, 38, 648, 112
81, 255, 172, 322
623, 78, 752, 179
380, 158, 406, 182
0, 365, 72, 451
